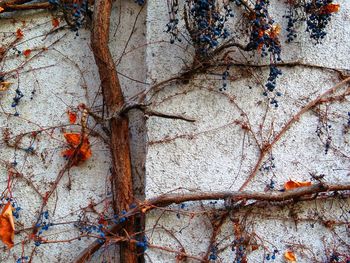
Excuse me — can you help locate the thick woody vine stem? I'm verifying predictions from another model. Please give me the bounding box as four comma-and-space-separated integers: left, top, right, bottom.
90, 0, 136, 262
139, 183, 350, 209
0, 0, 52, 12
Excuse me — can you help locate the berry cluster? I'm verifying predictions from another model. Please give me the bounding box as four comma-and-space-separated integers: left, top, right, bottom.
305, 0, 340, 42
209, 245, 218, 260
12, 88, 24, 116
12, 201, 21, 219
25, 146, 35, 154
186, 0, 233, 56
75, 221, 107, 244
165, 0, 180, 44
265, 65, 282, 107
136, 236, 148, 252
113, 209, 128, 224
265, 249, 278, 260
74, 207, 134, 244
284, 0, 339, 43
247, 0, 281, 57
232, 238, 246, 263
1, 198, 21, 218
49, 0, 89, 33
265, 178, 275, 191
34, 211, 52, 246
284, 11, 298, 42
220, 67, 230, 91
167, 0, 233, 57
259, 154, 276, 174
247, 0, 282, 101
134, 0, 145, 5
283, 0, 304, 43
16, 257, 29, 263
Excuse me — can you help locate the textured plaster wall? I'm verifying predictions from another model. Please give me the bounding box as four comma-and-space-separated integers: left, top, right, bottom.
0, 1, 146, 262
145, 0, 350, 262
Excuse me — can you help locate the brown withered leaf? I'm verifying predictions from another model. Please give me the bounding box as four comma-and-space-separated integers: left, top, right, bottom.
0, 202, 15, 248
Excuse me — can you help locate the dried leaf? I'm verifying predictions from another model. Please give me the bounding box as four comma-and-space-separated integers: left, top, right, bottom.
320, 4, 340, 14
67, 111, 77, 124
0, 7, 4, 12
64, 133, 81, 147
0, 82, 13, 92
284, 180, 311, 190
0, 203, 15, 248
52, 18, 60, 28
268, 24, 281, 39
251, 245, 259, 251
16, 29, 24, 39
62, 133, 92, 165
23, 49, 31, 57
284, 251, 297, 262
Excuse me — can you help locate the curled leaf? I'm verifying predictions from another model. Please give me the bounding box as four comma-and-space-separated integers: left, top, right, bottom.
284, 180, 311, 191
62, 133, 92, 166
64, 133, 81, 146
284, 251, 297, 262
0, 7, 4, 12
0, 203, 15, 248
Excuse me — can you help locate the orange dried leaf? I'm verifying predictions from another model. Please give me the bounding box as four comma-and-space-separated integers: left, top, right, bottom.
251, 245, 259, 251
0, 82, 13, 91
284, 251, 297, 262
67, 111, 77, 124
268, 24, 281, 39
62, 133, 92, 165
0, 7, 4, 12
80, 141, 92, 160
61, 148, 75, 158
284, 180, 311, 190
23, 49, 31, 57
52, 18, 60, 28
0, 203, 15, 249
320, 3, 340, 14
64, 133, 81, 146
16, 29, 24, 39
